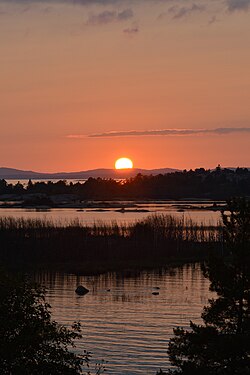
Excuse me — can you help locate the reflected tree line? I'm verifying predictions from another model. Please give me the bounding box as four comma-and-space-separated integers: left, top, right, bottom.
1, 167, 250, 200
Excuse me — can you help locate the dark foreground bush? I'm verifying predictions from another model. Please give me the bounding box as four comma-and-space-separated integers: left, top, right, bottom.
159, 198, 250, 375
0, 270, 87, 374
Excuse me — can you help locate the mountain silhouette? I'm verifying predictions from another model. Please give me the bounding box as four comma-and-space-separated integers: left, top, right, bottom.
0, 167, 179, 180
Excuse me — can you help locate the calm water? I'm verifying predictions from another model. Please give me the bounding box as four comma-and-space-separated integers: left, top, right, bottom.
35, 264, 215, 374
0, 202, 221, 225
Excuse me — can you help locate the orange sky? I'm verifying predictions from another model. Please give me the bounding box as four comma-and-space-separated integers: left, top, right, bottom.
0, 0, 250, 172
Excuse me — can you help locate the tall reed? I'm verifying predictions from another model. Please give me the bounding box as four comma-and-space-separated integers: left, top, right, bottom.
0, 214, 222, 269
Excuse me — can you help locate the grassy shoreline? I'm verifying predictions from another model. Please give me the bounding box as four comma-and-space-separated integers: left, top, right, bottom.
0, 214, 222, 275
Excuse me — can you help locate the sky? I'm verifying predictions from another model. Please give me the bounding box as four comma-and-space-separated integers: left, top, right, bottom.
0, 0, 250, 172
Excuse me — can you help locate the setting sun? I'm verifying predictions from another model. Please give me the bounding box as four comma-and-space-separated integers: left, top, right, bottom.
115, 157, 133, 170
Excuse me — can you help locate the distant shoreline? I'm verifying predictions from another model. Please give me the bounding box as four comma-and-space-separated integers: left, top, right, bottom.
1, 168, 249, 202
0, 196, 227, 211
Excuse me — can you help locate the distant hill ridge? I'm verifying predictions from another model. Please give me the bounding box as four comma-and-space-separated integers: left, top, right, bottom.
0, 167, 179, 180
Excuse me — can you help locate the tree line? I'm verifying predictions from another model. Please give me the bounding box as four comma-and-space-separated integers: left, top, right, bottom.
0, 166, 250, 200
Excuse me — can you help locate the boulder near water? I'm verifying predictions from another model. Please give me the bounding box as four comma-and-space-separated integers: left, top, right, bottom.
75, 285, 89, 296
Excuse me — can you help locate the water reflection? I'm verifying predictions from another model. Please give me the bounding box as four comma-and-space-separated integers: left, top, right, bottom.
34, 264, 214, 375
0, 203, 221, 225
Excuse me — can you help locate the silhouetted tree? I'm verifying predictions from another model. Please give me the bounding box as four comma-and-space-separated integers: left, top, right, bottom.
0, 179, 8, 193
12, 181, 25, 194
27, 179, 33, 191
0, 271, 88, 374
163, 198, 250, 375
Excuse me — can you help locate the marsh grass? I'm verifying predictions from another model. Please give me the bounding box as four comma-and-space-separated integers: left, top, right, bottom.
0, 214, 223, 273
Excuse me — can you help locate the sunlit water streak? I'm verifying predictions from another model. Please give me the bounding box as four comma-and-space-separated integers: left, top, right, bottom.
0, 203, 221, 225
35, 264, 215, 374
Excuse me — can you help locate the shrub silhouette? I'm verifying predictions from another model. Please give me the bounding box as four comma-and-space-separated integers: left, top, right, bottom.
162, 198, 250, 374
0, 270, 88, 375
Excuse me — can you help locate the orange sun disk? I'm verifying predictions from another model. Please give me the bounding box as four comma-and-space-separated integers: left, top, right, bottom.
115, 158, 133, 169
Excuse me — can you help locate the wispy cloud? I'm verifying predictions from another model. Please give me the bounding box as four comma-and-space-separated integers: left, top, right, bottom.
2, 0, 250, 19
0, 0, 122, 4
168, 3, 206, 19
208, 15, 218, 25
86, 8, 133, 26
123, 26, 139, 36
67, 135, 86, 139
67, 128, 250, 139
2, 0, 250, 12
0, 0, 172, 5
226, 0, 250, 12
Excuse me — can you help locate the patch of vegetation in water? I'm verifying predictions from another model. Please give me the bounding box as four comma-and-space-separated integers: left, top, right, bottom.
0, 214, 222, 275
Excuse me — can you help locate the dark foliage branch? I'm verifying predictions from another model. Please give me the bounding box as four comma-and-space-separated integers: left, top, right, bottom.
0, 271, 90, 374
160, 198, 250, 375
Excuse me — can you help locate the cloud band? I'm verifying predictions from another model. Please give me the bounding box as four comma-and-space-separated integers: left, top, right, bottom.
66, 127, 250, 139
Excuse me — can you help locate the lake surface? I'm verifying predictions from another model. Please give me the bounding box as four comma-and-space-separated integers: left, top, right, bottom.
0, 201, 222, 225
35, 264, 215, 374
